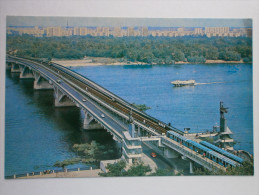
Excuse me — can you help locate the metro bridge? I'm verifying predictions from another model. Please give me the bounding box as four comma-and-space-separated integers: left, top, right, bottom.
6, 55, 230, 173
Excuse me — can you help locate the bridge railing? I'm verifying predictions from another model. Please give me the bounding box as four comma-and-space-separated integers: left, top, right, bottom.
161, 137, 226, 171
7, 55, 184, 136
45, 58, 183, 135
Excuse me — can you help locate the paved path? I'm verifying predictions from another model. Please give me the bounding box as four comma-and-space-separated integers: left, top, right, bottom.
18, 169, 102, 179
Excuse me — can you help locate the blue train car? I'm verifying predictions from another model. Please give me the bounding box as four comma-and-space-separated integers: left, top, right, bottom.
207, 150, 239, 167
167, 131, 189, 147
200, 141, 244, 164
166, 131, 239, 167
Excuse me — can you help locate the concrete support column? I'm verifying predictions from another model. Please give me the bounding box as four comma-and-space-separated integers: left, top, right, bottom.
6, 62, 12, 70
33, 71, 53, 90
164, 147, 179, 158
190, 161, 193, 174
137, 126, 140, 137
83, 111, 103, 130
11, 63, 20, 73
53, 86, 75, 107
128, 158, 133, 164
83, 112, 94, 129
129, 123, 135, 138
19, 65, 34, 79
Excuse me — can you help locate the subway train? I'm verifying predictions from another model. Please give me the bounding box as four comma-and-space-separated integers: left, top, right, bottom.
200, 141, 244, 164
166, 131, 240, 168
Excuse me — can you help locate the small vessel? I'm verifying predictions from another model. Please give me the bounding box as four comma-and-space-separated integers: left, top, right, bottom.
171, 80, 196, 87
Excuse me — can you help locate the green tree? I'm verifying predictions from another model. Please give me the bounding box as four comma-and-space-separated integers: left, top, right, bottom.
194, 160, 254, 176
99, 160, 127, 177
149, 169, 178, 176
187, 56, 206, 63
132, 103, 151, 112
172, 50, 185, 62
99, 161, 152, 177
6, 35, 252, 64
125, 162, 151, 176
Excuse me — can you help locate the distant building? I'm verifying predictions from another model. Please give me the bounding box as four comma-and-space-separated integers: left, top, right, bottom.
127, 27, 135, 36
7, 25, 252, 38
194, 28, 204, 35
46, 27, 62, 37
205, 27, 230, 37
113, 27, 122, 37
141, 27, 149, 36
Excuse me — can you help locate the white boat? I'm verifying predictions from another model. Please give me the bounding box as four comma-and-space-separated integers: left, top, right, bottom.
171, 80, 196, 87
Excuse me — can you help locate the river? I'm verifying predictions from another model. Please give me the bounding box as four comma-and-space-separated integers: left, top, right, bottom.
5, 63, 253, 176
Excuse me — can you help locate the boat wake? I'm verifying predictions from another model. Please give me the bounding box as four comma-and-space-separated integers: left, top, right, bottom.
196, 82, 226, 85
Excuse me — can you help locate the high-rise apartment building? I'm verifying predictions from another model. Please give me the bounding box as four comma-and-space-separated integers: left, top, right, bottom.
7, 25, 251, 38
46, 27, 62, 37
127, 27, 135, 36
194, 28, 203, 35
73, 27, 80, 35
140, 27, 149, 36
113, 27, 122, 37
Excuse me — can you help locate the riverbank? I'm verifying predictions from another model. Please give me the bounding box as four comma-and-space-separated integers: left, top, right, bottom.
175, 59, 244, 64
16, 169, 102, 179
52, 57, 245, 67
52, 56, 146, 67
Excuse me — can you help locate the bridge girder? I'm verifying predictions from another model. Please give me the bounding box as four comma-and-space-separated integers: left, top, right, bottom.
19, 65, 34, 79
83, 111, 103, 130
6, 56, 229, 173
11, 63, 20, 73
53, 85, 76, 107
32, 71, 53, 90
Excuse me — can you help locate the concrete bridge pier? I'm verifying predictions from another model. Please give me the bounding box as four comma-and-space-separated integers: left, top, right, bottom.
19, 65, 34, 79
190, 161, 194, 174
129, 123, 136, 138
11, 63, 20, 73
6, 62, 12, 70
139, 128, 148, 137
33, 71, 53, 90
83, 111, 103, 130
164, 147, 179, 158
137, 126, 141, 137
53, 86, 76, 107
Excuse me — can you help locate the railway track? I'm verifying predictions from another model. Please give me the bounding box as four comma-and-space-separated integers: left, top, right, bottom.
7, 55, 184, 136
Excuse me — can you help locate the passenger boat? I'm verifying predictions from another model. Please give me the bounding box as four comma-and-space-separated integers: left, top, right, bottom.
171, 80, 196, 87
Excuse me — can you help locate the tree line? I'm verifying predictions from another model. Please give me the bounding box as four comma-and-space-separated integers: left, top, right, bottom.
7, 34, 252, 64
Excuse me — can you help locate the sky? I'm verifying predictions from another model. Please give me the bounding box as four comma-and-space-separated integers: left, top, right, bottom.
7, 16, 252, 28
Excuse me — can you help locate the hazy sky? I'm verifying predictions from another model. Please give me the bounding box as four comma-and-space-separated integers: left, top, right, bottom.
7, 16, 252, 28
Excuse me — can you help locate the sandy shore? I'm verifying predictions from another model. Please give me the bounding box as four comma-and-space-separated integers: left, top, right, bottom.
53, 58, 245, 67
52, 57, 146, 67
52, 60, 145, 67
175, 59, 244, 64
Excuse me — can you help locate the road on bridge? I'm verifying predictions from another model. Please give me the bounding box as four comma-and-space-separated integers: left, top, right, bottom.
141, 144, 191, 175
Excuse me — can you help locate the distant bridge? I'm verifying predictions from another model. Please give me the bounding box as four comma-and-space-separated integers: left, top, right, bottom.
6, 55, 228, 173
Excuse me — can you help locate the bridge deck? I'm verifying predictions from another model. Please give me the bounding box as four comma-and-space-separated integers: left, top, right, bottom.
7, 57, 127, 140
6, 55, 227, 172
161, 136, 226, 171
7, 55, 183, 136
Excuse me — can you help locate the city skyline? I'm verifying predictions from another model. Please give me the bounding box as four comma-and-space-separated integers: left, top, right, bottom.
7, 16, 252, 28
7, 25, 252, 38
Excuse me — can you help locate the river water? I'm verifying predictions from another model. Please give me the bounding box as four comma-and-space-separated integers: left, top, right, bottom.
5, 63, 253, 176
